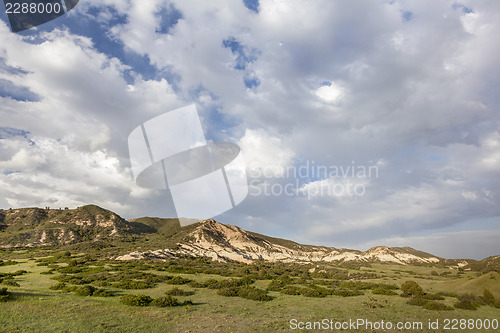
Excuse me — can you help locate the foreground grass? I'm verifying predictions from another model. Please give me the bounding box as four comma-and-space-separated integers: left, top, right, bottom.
0, 257, 499, 332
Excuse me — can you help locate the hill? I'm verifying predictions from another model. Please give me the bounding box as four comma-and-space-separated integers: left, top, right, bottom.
1, 205, 498, 272
0, 205, 130, 247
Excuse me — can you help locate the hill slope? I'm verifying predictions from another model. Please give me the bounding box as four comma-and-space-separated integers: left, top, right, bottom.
0, 205, 131, 247
1, 205, 498, 270
116, 219, 442, 265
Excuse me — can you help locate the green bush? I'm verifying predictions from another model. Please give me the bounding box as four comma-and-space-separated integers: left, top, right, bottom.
217, 286, 273, 301
400, 281, 425, 297
0, 260, 19, 267
151, 295, 179, 307
1, 279, 20, 287
167, 276, 192, 285
113, 280, 154, 289
302, 288, 328, 298
266, 279, 287, 291
333, 289, 363, 297
57, 266, 85, 274
49, 282, 67, 290
406, 297, 428, 306
120, 294, 153, 307
423, 301, 454, 311
237, 286, 273, 301
0, 287, 10, 302
75, 285, 96, 296
217, 287, 240, 297
165, 287, 193, 296
207, 279, 247, 289
482, 289, 496, 306
92, 289, 112, 297
454, 293, 481, 310
372, 288, 397, 296
422, 293, 445, 300
454, 301, 479, 310
280, 285, 303, 295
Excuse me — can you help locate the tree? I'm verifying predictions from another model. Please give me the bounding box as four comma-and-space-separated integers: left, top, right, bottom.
400, 280, 424, 297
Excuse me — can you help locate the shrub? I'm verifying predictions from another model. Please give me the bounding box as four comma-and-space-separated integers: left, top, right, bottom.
75, 285, 96, 296
207, 279, 246, 289
333, 289, 363, 297
151, 295, 179, 307
372, 288, 397, 296
2, 279, 20, 287
0, 260, 18, 267
240, 275, 255, 285
92, 289, 112, 297
64, 286, 78, 292
423, 301, 454, 311
217, 286, 273, 301
267, 279, 287, 291
50, 282, 67, 290
454, 300, 479, 310
0, 287, 10, 302
423, 293, 445, 301
482, 289, 496, 306
454, 293, 481, 310
57, 266, 85, 274
280, 286, 303, 295
165, 287, 193, 296
113, 280, 154, 289
120, 294, 153, 307
237, 287, 273, 301
407, 297, 428, 306
217, 287, 240, 297
400, 281, 424, 297
167, 276, 192, 285
302, 288, 328, 298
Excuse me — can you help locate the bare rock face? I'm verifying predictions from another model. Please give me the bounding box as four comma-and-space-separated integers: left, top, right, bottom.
117, 219, 441, 265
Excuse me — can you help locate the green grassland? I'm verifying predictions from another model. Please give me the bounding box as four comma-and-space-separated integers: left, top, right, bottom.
0, 251, 499, 333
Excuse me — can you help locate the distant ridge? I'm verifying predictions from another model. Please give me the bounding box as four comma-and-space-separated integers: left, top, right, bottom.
0, 205, 498, 271
116, 219, 441, 265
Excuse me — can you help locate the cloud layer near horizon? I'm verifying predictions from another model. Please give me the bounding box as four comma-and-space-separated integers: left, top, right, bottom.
1, 0, 500, 259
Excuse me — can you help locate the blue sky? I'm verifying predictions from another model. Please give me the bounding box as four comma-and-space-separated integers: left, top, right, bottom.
1, 0, 500, 260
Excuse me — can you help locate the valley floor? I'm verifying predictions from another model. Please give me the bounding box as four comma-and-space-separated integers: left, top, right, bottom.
0, 251, 499, 333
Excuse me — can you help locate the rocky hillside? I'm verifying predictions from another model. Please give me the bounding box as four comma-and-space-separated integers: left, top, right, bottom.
1, 205, 497, 270
0, 205, 131, 247
116, 219, 442, 265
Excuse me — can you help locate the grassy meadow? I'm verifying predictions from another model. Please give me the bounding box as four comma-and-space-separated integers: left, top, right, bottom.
0, 250, 499, 332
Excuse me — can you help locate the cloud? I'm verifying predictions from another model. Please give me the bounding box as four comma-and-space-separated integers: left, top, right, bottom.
239, 128, 295, 178
1, 0, 500, 259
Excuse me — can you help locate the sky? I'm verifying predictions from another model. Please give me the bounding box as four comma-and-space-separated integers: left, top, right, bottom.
1, 0, 500, 260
